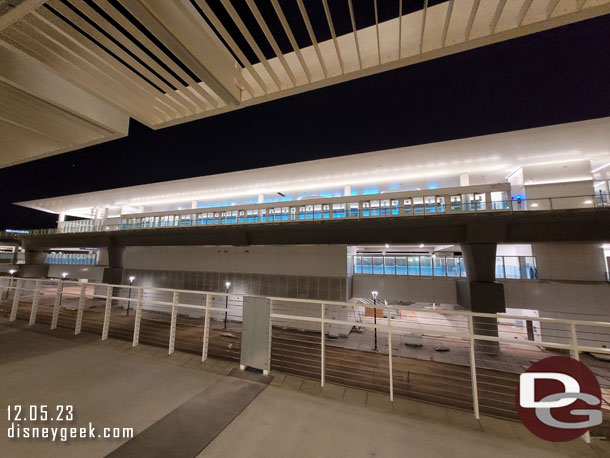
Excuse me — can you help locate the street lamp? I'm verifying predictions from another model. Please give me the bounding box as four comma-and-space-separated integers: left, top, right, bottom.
224, 281, 231, 329
5, 269, 16, 300
61, 272, 68, 279
371, 290, 378, 352
126, 276, 135, 316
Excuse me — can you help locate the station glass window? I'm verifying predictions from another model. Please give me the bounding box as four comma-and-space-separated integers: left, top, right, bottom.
333, 203, 346, 218
353, 256, 362, 274
349, 203, 359, 217
495, 257, 505, 279
524, 257, 537, 279
403, 199, 412, 215
504, 256, 520, 279
362, 201, 370, 217
391, 200, 399, 215
384, 256, 395, 275
361, 256, 373, 274
450, 195, 462, 211
373, 256, 384, 274
396, 256, 407, 275
407, 256, 420, 276
433, 256, 446, 276
413, 197, 424, 214
420, 256, 432, 276
446, 257, 459, 277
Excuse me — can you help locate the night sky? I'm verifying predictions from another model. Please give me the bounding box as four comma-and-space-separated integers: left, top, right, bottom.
1, 14, 609, 229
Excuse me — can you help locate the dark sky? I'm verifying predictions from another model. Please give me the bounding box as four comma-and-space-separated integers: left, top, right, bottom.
1, 14, 609, 229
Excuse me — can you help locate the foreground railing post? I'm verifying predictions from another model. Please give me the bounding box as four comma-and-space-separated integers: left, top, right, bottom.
320, 303, 325, 387
132, 287, 143, 347
201, 294, 211, 362
468, 315, 480, 419
102, 285, 113, 340
74, 283, 87, 335
9, 278, 22, 321
168, 291, 179, 355
266, 299, 273, 375
50, 281, 63, 330
388, 315, 394, 402
570, 322, 591, 444
29, 280, 42, 325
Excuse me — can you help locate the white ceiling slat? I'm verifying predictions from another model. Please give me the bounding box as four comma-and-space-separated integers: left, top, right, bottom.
398, 0, 403, 59
490, 0, 507, 34
245, 0, 297, 87
99, 1, 217, 109
29, 10, 181, 120
220, 0, 283, 91
465, 0, 481, 40
296, 0, 328, 78
194, 0, 262, 96
419, 0, 428, 54
347, 0, 362, 70
68, 0, 202, 114
517, 0, 534, 26
321, 0, 345, 74
270, 0, 311, 83
373, 0, 381, 65
43, 1, 182, 118
1, 24, 165, 125
442, 0, 454, 47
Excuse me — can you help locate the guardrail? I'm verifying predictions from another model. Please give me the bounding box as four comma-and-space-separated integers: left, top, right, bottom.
18, 194, 610, 236
1, 276, 608, 442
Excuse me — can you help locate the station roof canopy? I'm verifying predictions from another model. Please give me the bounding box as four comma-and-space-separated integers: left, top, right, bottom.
15, 117, 610, 218
2, 0, 610, 168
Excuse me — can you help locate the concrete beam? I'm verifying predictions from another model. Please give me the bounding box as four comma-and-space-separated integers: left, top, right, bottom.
19, 208, 610, 251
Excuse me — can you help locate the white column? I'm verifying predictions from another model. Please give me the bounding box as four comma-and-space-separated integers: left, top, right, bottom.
57, 212, 66, 229
258, 193, 264, 204
191, 200, 198, 209
459, 173, 470, 187
344, 185, 351, 196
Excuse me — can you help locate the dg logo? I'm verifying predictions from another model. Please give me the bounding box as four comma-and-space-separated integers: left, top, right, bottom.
516, 356, 602, 442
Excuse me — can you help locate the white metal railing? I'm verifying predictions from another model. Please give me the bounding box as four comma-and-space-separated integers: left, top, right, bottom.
2, 276, 609, 442
21, 191, 610, 236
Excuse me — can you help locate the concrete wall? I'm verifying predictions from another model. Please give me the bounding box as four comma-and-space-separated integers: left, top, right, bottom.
48, 265, 105, 281
123, 245, 348, 277
351, 275, 457, 304
532, 243, 606, 282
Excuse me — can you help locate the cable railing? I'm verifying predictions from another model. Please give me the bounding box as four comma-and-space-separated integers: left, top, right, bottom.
20, 192, 610, 237
1, 275, 608, 441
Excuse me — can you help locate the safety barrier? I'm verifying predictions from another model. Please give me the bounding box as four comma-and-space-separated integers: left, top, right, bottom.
1, 276, 608, 442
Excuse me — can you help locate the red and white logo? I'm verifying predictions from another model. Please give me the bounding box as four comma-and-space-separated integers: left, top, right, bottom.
516, 356, 602, 442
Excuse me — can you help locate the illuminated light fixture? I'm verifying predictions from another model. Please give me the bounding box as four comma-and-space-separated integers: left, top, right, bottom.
385, 244, 389, 248
129, 276, 135, 285
8, 269, 16, 275
419, 243, 424, 248
531, 203, 539, 207
62, 272, 68, 279
371, 290, 378, 300
225, 281, 231, 289
584, 200, 593, 205
592, 162, 610, 173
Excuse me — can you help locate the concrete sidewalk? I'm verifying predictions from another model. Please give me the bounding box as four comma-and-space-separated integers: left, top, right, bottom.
1, 318, 607, 458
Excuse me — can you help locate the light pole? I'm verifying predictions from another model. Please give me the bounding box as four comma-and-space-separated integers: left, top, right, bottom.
224, 281, 231, 329
59, 272, 68, 305
5, 269, 16, 300
126, 276, 135, 316
371, 290, 378, 352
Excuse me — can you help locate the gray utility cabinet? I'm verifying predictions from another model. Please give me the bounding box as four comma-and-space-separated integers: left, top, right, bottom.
240, 296, 271, 372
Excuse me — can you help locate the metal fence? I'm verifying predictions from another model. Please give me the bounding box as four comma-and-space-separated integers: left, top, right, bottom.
2, 276, 609, 442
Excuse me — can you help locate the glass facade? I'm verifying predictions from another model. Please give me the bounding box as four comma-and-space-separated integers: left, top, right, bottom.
352, 255, 537, 279
45, 252, 98, 265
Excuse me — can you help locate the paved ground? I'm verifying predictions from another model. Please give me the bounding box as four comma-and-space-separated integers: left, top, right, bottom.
1, 317, 608, 458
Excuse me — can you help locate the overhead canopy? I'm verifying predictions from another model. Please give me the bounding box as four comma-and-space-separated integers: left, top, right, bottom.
1, 0, 609, 168
16, 117, 610, 218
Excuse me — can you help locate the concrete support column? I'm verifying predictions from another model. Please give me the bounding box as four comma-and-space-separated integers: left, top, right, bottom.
20, 250, 49, 278
191, 200, 198, 209
459, 173, 469, 187
258, 194, 264, 204
102, 247, 126, 285
458, 243, 505, 354
344, 185, 351, 196
57, 212, 65, 229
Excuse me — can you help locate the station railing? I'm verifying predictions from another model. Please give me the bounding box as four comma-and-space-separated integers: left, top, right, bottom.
1, 276, 608, 442
18, 194, 610, 236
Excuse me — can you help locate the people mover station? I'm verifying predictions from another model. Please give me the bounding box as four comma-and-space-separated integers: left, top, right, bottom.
2, 115, 609, 431
1, 1, 609, 455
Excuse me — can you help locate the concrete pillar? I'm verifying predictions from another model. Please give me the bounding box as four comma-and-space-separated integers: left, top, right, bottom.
459, 173, 469, 187
19, 250, 49, 278
57, 212, 65, 229
344, 185, 351, 196
258, 193, 264, 204
191, 200, 198, 209
458, 243, 505, 354
102, 247, 126, 284
94, 207, 102, 220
